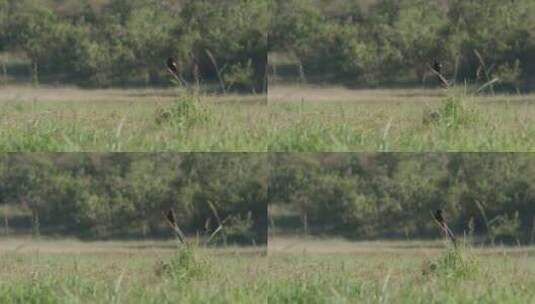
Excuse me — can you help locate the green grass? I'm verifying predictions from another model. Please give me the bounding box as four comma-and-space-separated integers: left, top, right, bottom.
0, 86, 269, 152
1, 85, 535, 151
0, 238, 267, 303
0, 240, 535, 303
269, 85, 535, 152
267, 237, 535, 303
1, 238, 534, 303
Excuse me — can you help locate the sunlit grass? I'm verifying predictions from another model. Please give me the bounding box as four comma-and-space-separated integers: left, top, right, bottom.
267, 237, 535, 303
1, 237, 534, 303
1, 85, 534, 151
0, 238, 267, 303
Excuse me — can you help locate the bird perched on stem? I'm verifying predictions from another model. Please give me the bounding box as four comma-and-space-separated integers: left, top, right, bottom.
163, 208, 186, 244
433, 209, 457, 247
167, 57, 179, 75
166, 57, 186, 86
166, 208, 176, 225
429, 59, 449, 88
432, 59, 442, 74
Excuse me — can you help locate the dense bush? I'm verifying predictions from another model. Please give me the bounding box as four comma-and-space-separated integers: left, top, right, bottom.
1, 0, 269, 91
2, 153, 534, 243
3, 0, 533, 89
270, 0, 535, 87
270, 154, 535, 243
0, 154, 268, 244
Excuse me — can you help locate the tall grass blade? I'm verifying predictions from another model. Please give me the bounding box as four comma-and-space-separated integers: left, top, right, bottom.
476, 78, 500, 94
205, 49, 227, 94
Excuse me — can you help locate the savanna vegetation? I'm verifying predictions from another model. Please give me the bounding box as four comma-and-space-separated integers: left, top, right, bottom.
0, 153, 268, 244
268, 239, 535, 303
3, 152, 533, 245
3, 237, 535, 304
270, 0, 535, 90
0, 0, 269, 92
269, 153, 535, 244
264, 0, 535, 153
2, 85, 535, 152
1, 152, 535, 303
1, 0, 534, 152
267, 152, 535, 303
0, 239, 268, 303
0, 152, 270, 302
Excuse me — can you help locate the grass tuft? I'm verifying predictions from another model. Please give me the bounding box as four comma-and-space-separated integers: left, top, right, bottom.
154, 92, 212, 130
1, 86, 535, 151
156, 245, 211, 285
436, 95, 480, 129
422, 243, 480, 280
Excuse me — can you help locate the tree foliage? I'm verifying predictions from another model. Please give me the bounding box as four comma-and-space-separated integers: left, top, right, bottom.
270, 0, 535, 87
270, 154, 535, 243
2, 153, 534, 244
0, 154, 268, 244
1, 0, 269, 91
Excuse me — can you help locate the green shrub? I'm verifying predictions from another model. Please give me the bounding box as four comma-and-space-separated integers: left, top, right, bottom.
159, 246, 211, 285
436, 95, 480, 129
270, 0, 535, 86
216, 213, 256, 245
488, 211, 522, 244
424, 245, 480, 280
0, 280, 58, 304
155, 92, 212, 130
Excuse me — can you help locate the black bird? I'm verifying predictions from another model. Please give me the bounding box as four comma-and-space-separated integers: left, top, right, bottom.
166, 57, 179, 75
166, 57, 187, 86
166, 209, 176, 226
434, 209, 457, 246
434, 209, 444, 223
430, 59, 449, 88
164, 208, 186, 244
432, 59, 442, 74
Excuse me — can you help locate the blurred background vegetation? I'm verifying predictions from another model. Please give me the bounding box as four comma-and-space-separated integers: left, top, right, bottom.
269, 153, 535, 245
269, 0, 535, 91
2, 153, 534, 245
2, 0, 533, 91
0, 0, 269, 92
0, 153, 268, 245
